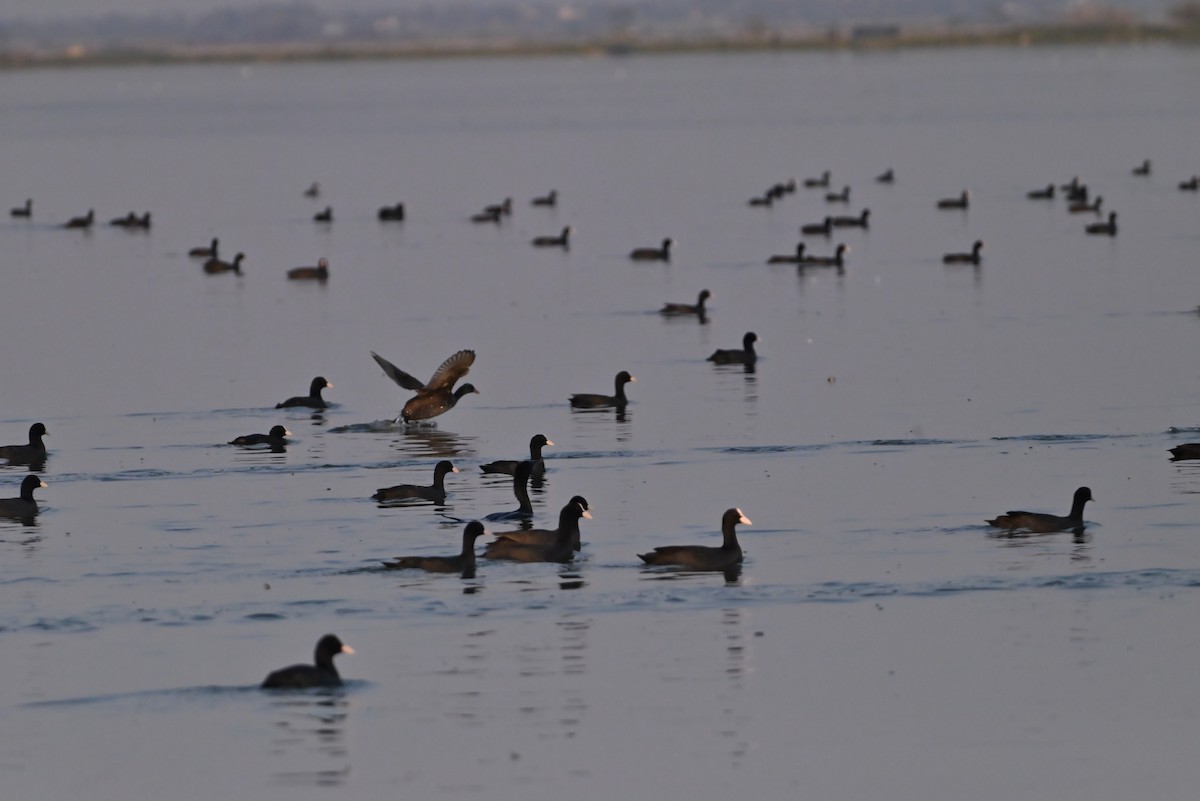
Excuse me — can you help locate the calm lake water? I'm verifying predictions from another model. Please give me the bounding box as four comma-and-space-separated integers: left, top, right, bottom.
3, 43, 1200, 800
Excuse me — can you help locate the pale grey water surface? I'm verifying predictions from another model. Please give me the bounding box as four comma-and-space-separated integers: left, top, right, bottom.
3, 44, 1200, 800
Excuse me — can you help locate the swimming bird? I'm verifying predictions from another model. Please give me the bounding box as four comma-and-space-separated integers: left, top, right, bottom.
800, 217, 833, 237
747, 193, 774, 207
483, 460, 534, 521
1069, 195, 1102, 214
261, 634, 352, 690
378, 202, 406, 221
531, 190, 557, 207
111, 211, 149, 230
471, 207, 503, 224
1179, 176, 1198, 192
63, 209, 94, 229
303, 182, 321, 198
313, 206, 333, 223
569, 371, 636, 409
472, 198, 512, 222
767, 243, 806, 264
660, 289, 711, 316
229, 425, 291, 449
707, 332, 759, 365
486, 198, 513, 217
1027, 184, 1055, 200
1132, 159, 1151, 176
287, 258, 329, 281
986, 486, 1093, 533
1168, 443, 1200, 461
188, 237, 218, 258
531, 226, 571, 249
803, 171, 830, 188
0, 474, 47, 518
630, 238, 673, 262
372, 460, 459, 503
824, 186, 850, 203
876, 168, 895, 184
943, 240, 983, 265
802, 244, 847, 268
276, 376, 332, 409
480, 434, 554, 475
831, 209, 870, 228
371, 349, 477, 423
1086, 212, 1117, 236
767, 179, 795, 198
936, 190, 970, 210
203, 252, 244, 275
0, 423, 48, 464
10, 199, 31, 218
383, 520, 488, 574
638, 508, 751, 570
484, 496, 592, 562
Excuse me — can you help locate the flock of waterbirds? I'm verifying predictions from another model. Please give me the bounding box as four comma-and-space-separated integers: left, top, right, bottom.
6, 153, 1200, 689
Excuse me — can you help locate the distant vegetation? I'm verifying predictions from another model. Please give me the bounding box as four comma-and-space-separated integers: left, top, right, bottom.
2, 1, 1198, 69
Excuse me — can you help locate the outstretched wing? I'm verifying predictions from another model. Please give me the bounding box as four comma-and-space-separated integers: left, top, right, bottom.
371, 351, 427, 391
424, 349, 475, 392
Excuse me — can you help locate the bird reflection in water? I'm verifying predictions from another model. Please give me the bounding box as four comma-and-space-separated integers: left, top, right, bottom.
556, 615, 591, 740
266, 695, 351, 788
989, 526, 1092, 564
330, 419, 472, 459
232, 448, 288, 465
559, 570, 586, 591
0, 515, 40, 532
399, 426, 475, 460
719, 607, 752, 766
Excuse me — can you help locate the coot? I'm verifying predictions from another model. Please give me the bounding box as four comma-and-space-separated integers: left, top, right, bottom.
383, 520, 487, 574
203, 252, 244, 275
261, 634, 352, 690
483, 460, 534, 521
629, 238, 673, 262
942, 241, 983, 265
370, 349, 477, 423
229, 425, 291, 448
480, 434, 553, 475
276, 376, 332, 409
484, 496, 591, 562
638, 508, 752, 570
660, 289, 711, 316
0, 474, 47, 518
372, 460, 459, 503
287, 258, 329, 281
707, 332, 759, 365
986, 487, 1093, 533
0, 423, 47, 464
569, 371, 636, 409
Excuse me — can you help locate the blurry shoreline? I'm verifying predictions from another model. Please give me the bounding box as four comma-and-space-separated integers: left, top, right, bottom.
2, 22, 1199, 71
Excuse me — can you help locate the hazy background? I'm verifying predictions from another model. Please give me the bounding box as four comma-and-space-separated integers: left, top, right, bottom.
0, 0, 1183, 24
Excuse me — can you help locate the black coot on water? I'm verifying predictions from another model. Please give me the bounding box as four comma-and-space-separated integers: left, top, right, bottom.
276, 377, 332, 409
0, 423, 48, 464
261, 634, 353, 689
373, 460, 459, 503
382, 521, 487, 574
0, 475, 48, 518
638, 508, 752, 571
